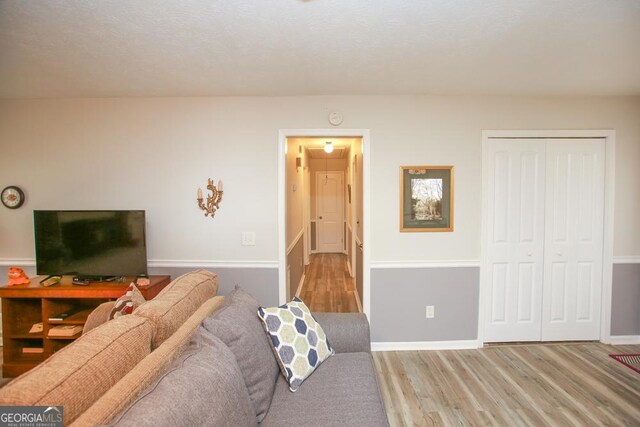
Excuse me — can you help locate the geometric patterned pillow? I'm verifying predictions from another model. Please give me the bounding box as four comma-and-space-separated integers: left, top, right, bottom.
257, 297, 334, 392
109, 283, 146, 320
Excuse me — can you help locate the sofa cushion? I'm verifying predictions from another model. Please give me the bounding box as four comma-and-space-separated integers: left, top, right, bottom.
110, 283, 146, 319
261, 352, 389, 427
82, 301, 116, 334
134, 269, 218, 348
110, 326, 257, 427
258, 297, 334, 391
72, 296, 226, 427
202, 286, 279, 423
0, 315, 153, 425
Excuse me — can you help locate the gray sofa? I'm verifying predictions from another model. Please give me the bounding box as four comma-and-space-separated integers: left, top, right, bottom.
109, 287, 389, 427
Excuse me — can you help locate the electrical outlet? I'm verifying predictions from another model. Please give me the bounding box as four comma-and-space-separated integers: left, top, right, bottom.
426, 305, 435, 319
242, 232, 256, 246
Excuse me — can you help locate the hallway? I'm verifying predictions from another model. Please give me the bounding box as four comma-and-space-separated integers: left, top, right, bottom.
299, 253, 359, 313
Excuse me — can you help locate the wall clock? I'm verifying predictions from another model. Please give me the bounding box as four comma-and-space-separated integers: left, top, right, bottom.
1, 186, 25, 209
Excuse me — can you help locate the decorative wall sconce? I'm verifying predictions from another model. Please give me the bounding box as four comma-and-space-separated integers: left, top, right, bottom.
197, 178, 223, 218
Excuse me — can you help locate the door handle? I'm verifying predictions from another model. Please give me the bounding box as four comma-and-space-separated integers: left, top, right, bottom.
527, 252, 532, 256
556, 251, 563, 256
358, 243, 363, 249
319, 216, 323, 220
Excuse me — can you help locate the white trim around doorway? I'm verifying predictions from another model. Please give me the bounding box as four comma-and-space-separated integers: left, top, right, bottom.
478, 130, 616, 346
278, 129, 371, 317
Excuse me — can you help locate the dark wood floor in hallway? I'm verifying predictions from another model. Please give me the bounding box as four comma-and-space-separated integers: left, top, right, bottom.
299, 253, 359, 313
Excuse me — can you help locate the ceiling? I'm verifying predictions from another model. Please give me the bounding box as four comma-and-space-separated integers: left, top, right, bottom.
292, 137, 357, 159
1, 0, 639, 99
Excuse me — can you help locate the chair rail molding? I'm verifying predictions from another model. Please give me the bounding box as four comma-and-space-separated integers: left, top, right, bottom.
370, 260, 480, 269
0, 258, 278, 269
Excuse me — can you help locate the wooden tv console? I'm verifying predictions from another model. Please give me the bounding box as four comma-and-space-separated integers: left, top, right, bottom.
0, 275, 171, 377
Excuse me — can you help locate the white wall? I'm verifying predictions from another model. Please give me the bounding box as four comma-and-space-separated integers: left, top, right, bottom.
1, 96, 639, 270
285, 138, 307, 247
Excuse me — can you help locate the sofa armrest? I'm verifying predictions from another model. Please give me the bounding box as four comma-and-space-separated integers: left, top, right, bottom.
312, 312, 371, 353
83, 301, 115, 334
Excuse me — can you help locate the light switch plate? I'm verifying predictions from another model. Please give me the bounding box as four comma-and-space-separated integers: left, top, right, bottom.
242, 232, 256, 246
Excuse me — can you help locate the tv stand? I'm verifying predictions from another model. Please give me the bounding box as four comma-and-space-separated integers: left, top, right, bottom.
0, 274, 171, 377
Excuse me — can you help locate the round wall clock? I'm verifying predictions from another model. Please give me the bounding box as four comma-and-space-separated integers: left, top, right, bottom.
1, 186, 25, 209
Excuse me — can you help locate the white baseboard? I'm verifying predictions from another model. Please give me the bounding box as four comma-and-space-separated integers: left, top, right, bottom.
609, 335, 640, 345
612, 256, 640, 264
371, 340, 480, 351
294, 273, 305, 298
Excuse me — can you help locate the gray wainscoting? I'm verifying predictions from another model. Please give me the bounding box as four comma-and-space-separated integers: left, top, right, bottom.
370, 267, 480, 342
0, 265, 278, 307
149, 266, 279, 306
286, 236, 305, 301
611, 263, 640, 336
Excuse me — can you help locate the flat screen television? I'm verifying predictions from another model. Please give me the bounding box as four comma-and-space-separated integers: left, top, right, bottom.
34, 210, 148, 280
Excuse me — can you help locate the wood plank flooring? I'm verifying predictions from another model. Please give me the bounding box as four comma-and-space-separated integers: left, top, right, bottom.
299, 253, 359, 313
373, 342, 640, 426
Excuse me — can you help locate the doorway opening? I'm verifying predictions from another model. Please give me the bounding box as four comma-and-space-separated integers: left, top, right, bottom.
278, 130, 369, 314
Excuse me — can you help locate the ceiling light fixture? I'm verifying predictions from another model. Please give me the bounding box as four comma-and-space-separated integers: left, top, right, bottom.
324, 141, 334, 154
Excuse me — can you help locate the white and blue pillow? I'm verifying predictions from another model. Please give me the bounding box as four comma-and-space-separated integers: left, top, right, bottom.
257, 297, 334, 391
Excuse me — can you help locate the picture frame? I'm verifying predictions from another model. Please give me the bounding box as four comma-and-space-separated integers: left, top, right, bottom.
400, 166, 454, 232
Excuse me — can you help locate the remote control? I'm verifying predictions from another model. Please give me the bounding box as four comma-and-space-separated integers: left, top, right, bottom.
72, 278, 90, 286
40, 275, 61, 287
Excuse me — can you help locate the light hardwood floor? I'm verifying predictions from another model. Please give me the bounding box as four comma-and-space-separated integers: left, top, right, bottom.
299, 253, 359, 313
373, 342, 640, 426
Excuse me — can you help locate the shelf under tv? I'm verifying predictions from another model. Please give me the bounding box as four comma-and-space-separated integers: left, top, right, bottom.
0, 275, 171, 377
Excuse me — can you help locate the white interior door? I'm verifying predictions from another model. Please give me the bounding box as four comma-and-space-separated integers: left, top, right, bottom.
317, 172, 344, 253
484, 140, 546, 342
542, 139, 605, 340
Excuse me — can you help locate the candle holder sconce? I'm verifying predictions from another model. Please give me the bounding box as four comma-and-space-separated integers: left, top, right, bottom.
197, 178, 223, 218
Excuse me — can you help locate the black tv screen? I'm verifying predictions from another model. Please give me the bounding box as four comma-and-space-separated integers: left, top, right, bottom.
34, 210, 148, 277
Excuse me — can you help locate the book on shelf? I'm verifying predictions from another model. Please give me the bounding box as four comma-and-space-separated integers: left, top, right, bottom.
48, 325, 83, 337
29, 322, 43, 334
22, 347, 44, 354
48, 307, 82, 322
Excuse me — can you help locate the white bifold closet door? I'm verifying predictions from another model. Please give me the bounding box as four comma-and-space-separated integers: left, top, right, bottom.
485, 138, 605, 342
542, 139, 605, 341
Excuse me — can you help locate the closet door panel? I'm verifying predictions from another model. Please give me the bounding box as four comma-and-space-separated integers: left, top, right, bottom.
484, 140, 546, 342
542, 139, 605, 341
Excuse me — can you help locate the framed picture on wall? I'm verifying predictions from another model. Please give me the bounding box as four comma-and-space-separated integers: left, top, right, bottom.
400, 166, 454, 232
